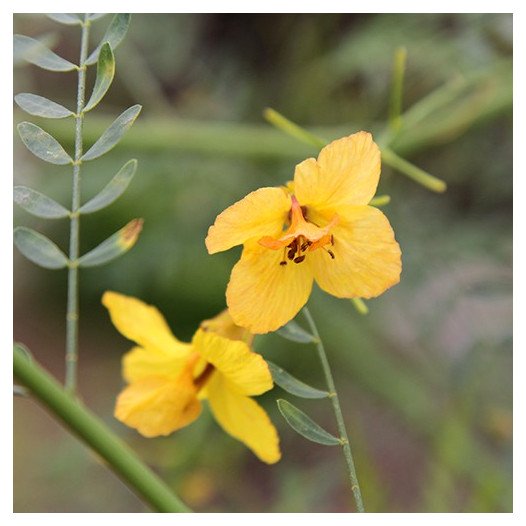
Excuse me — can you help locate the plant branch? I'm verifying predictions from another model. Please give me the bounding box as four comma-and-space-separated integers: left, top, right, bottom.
302, 307, 365, 512
65, 15, 90, 393
14, 344, 191, 512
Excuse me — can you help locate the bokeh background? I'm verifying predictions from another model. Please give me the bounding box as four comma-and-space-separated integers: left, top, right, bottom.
13, 13, 512, 512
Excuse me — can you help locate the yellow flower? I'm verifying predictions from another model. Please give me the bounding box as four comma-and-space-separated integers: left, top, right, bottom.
102, 291, 281, 464
206, 132, 402, 334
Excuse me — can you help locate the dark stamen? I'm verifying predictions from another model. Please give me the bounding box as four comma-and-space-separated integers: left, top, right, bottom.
194, 363, 215, 390
293, 255, 306, 264
327, 250, 335, 259
280, 261, 287, 266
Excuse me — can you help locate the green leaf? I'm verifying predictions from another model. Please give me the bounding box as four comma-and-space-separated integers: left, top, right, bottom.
88, 14, 108, 21
267, 361, 329, 399
277, 399, 341, 446
14, 186, 70, 219
14, 34, 77, 72
46, 14, 83, 25
17, 122, 72, 165
15, 93, 74, 119
84, 43, 115, 112
81, 105, 141, 161
276, 319, 317, 344
78, 218, 143, 267
85, 14, 131, 65
14, 33, 58, 66
79, 159, 137, 214
14, 227, 68, 269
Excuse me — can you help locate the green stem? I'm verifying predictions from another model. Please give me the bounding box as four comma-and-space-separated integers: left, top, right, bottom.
65, 15, 90, 393
302, 307, 365, 512
382, 147, 447, 193
14, 344, 191, 512
388, 47, 407, 133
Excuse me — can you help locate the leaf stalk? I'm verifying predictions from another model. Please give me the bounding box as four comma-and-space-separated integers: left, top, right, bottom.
303, 306, 365, 512
65, 15, 90, 393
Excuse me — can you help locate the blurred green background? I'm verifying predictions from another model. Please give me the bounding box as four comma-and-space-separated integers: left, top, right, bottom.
13, 13, 512, 512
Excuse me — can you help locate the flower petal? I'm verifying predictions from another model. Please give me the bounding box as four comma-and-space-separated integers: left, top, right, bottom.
294, 132, 380, 210
309, 205, 401, 298
207, 374, 281, 464
205, 187, 291, 254
226, 241, 314, 334
102, 291, 191, 357
200, 308, 252, 344
122, 346, 192, 384
114, 374, 201, 437
192, 329, 272, 396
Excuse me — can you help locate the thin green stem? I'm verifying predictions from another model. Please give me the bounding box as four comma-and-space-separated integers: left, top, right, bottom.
263, 107, 327, 150
382, 147, 447, 193
65, 16, 90, 393
302, 307, 365, 512
14, 344, 191, 512
388, 47, 407, 133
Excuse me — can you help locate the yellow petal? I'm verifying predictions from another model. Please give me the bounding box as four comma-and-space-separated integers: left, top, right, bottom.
114, 374, 201, 437
308, 205, 401, 298
294, 132, 380, 210
207, 374, 281, 464
192, 328, 272, 396
122, 346, 193, 384
200, 308, 253, 345
205, 187, 291, 254
102, 291, 191, 357
226, 241, 314, 334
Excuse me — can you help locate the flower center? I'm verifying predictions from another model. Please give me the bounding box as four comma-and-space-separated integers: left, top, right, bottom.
258, 195, 337, 266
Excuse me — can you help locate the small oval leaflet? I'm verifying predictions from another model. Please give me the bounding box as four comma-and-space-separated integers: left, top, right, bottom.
79, 159, 137, 214
277, 399, 341, 446
78, 218, 143, 267
15, 93, 74, 119
81, 105, 141, 161
85, 14, 131, 65
14, 34, 77, 72
83, 43, 115, 113
14, 227, 68, 269
267, 361, 329, 399
46, 14, 83, 25
17, 122, 72, 165
14, 186, 70, 219
276, 319, 317, 344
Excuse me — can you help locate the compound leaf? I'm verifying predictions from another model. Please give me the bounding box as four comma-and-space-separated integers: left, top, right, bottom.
276, 319, 317, 344
84, 43, 115, 112
79, 159, 137, 214
14, 186, 69, 219
85, 14, 131, 65
14, 34, 77, 72
46, 14, 83, 25
17, 122, 72, 165
78, 218, 143, 267
277, 399, 341, 446
268, 361, 329, 399
15, 93, 74, 119
14, 227, 68, 269
81, 105, 141, 161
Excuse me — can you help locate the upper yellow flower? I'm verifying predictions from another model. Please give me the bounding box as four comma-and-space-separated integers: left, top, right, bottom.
102, 291, 280, 464
206, 132, 402, 334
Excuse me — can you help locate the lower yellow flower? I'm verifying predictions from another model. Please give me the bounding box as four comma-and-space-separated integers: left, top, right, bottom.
102, 291, 281, 464
206, 132, 402, 333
